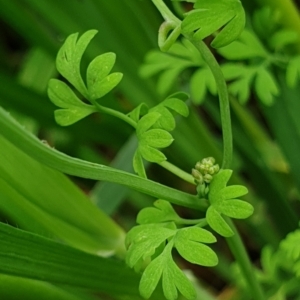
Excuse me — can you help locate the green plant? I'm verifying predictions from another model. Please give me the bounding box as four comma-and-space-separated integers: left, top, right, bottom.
1, 0, 300, 300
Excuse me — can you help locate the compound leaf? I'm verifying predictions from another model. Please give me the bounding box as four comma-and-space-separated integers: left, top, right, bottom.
174, 227, 218, 266
125, 224, 175, 268
206, 170, 252, 237
48, 79, 96, 126
139, 242, 196, 300
182, 0, 245, 48
56, 30, 97, 98
137, 199, 181, 224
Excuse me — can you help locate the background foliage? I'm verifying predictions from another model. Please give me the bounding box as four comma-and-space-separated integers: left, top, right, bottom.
0, 0, 300, 299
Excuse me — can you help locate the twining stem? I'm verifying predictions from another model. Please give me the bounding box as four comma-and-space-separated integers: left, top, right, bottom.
150, 1, 264, 298
188, 39, 232, 169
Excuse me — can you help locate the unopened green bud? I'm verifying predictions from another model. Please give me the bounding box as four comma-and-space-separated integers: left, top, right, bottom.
192, 168, 203, 184
203, 174, 213, 183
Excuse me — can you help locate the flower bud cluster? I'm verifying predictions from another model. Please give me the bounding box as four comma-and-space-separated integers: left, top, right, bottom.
192, 157, 219, 185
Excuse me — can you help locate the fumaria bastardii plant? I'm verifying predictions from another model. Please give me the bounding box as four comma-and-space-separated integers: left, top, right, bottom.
46, 0, 260, 299
1, 0, 300, 300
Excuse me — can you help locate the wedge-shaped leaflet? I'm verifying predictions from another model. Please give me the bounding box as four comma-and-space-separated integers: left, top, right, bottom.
217, 30, 268, 60
56, 30, 97, 98
286, 56, 300, 88
280, 229, 300, 261
150, 93, 189, 131
206, 169, 253, 237
137, 199, 181, 224
48, 79, 96, 126
182, 0, 245, 48
86, 52, 123, 101
125, 223, 176, 268
139, 241, 196, 300
128, 103, 149, 123
136, 112, 174, 163
174, 227, 218, 267
140, 39, 202, 96
255, 68, 279, 106
190, 68, 216, 104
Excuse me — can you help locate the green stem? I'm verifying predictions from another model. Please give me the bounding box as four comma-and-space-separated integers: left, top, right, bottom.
159, 160, 195, 185
151, 0, 181, 24
0, 107, 208, 211
95, 104, 137, 128
188, 39, 232, 169
226, 219, 265, 300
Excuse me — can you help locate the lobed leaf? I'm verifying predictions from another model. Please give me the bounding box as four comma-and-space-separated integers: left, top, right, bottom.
182, 0, 245, 48
207, 170, 252, 236
87, 72, 123, 101
47, 79, 96, 126
280, 229, 300, 261
133, 150, 147, 178
217, 29, 268, 60
286, 56, 300, 88
128, 103, 149, 123
86, 52, 116, 89
255, 68, 279, 105
174, 227, 218, 266
222, 185, 248, 200
138, 144, 167, 163
209, 170, 232, 203
56, 30, 98, 98
150, 105, 176, 131
137, 199, 181, 224
141, 129, 174, 148
206, 206, 234, 237
125, 224, 175, 268
139, 242, 196, 300
136, 112, 161, 136
217, 200, 254, 219
190, 68, 216, 104
269, 30, 299, 50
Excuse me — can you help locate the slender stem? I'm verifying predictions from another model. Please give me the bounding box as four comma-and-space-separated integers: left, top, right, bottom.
186, 38, 265, 299
226, 219, 265, 300
95, 104, 137, 128
188, 39, 232, 169
177, 218, 207, 226
159, 160, 195, 185
151, 0, 181, 24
